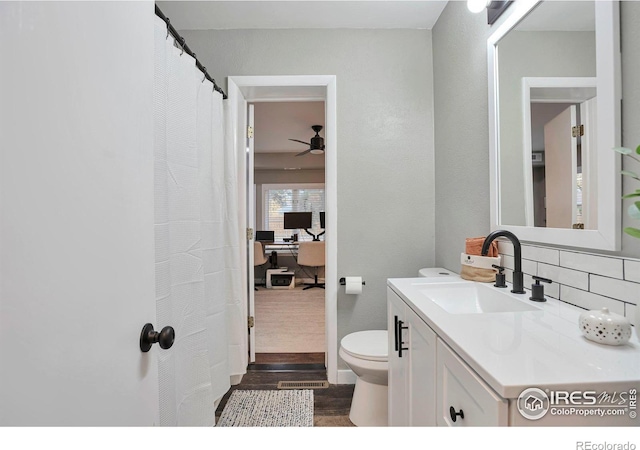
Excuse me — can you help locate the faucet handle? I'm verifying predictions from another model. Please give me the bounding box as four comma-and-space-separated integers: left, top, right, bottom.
530, 276, 552, 302
492, 264, 507, 288
532, 276, 552, 284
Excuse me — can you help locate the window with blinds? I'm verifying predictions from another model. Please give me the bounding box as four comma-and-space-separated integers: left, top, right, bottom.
262, 183, 325, 241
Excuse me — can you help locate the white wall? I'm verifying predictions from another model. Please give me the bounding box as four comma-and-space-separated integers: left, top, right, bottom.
433, 1, 640, 272
181, 28, 436, 366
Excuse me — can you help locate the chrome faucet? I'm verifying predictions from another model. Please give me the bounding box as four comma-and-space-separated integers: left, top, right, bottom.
481, 230, 525, 294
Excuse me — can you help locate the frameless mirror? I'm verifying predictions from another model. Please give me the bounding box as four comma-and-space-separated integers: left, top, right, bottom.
488, 0, 621, 250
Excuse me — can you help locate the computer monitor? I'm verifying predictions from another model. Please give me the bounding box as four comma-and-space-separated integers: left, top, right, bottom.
255, 230, 275, 242
319, 211, 325, 229
283, 212, 312, 230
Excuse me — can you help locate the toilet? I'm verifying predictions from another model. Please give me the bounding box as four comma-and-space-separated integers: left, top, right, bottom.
339, 269, 455, 427
339, 330, 388, 427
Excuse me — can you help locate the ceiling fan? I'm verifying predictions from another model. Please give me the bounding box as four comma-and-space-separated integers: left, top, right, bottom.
289, 125, 325, 157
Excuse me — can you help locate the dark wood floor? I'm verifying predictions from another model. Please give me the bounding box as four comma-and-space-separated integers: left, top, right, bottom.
215, 353, 355, 427
255, 352, 325, 364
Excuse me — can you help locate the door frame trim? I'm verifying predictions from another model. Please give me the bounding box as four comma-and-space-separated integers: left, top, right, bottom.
228, 75, 338, 384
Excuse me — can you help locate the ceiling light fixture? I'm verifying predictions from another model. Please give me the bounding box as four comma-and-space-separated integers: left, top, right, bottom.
467, 0, 513, 25
467, 0, 490, 14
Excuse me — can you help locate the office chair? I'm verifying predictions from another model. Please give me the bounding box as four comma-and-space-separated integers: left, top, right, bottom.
254, 241, 269, 290
297, 241, 325, 290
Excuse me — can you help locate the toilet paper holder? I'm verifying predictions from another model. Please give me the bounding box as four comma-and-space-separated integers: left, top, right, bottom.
339, 277, 366, 286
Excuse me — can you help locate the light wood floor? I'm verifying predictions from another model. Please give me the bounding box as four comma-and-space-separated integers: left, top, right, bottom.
254, 285, 325, 353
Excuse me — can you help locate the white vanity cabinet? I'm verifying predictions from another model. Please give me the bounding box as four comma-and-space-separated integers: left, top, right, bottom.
436, 339, 508, 426
387, 278, 640, 427
387, 287, 437, 426
388, 287, 506, 427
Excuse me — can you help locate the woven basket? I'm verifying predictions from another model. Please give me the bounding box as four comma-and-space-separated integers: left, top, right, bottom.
460, 265, 497, 283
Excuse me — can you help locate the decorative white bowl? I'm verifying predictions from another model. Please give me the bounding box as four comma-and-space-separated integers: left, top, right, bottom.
579, 307, 632, 346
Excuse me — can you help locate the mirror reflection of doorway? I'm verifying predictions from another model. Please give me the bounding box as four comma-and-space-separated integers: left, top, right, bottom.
252, 101, 326, 367
525, 80, 597, 230
530, 98, 596, 229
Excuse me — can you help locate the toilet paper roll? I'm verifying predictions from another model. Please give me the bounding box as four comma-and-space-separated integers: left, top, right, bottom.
345, 276, 363, 295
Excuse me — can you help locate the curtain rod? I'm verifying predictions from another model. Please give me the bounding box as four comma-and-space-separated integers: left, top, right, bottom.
155, 4, 227, 99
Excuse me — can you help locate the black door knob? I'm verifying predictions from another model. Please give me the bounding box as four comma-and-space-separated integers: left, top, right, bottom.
140, 323, 175, 352
449, 406, 464, 422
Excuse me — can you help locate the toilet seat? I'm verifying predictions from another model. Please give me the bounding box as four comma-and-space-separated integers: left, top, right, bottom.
340, 330, 387, 362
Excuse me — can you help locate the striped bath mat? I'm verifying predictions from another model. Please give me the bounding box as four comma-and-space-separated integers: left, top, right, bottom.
216, 389, 314, 427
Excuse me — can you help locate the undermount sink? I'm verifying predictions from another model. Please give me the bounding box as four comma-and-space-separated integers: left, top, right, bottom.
419, 282, 541, 314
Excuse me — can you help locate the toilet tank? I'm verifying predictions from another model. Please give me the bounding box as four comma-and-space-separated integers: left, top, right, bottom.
418, 267, 460, 279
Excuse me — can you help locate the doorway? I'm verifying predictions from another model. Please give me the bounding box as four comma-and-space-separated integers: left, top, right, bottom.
252, 101, 326, 365
227, 75, 338, 384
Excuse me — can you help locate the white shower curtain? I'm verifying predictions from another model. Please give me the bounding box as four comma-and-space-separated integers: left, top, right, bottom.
153, 16, 244, 426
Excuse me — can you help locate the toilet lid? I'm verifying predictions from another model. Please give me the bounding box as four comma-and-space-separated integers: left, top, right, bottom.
340, 330, 388, 362
419, 267, 459, 278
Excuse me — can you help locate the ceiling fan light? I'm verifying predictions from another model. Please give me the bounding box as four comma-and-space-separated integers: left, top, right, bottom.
310, 149, 324, 155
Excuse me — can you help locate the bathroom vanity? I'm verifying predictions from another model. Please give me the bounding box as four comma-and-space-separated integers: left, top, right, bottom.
387, 277, 640, 427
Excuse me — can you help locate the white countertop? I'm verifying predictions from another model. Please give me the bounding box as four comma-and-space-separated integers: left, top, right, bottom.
388, 277, 640, 399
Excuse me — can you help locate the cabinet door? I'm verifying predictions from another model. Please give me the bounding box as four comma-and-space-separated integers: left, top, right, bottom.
436, 339, 508, 426
407, 307, 437, 426
387, 288, 407, 426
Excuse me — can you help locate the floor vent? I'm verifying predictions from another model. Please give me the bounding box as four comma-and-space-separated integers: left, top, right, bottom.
277, 380, 329, 389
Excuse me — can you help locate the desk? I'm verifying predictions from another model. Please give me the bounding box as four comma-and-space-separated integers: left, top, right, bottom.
262, 242, 299, 253
263, 241, 299, 246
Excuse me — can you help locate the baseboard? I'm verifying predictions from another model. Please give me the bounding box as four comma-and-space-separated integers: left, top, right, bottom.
337, 368, 356, 385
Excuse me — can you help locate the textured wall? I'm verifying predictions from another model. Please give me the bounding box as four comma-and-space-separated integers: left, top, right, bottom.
432, 1, 496, 272
180, 28, 436, 366
433, 1, 640, 273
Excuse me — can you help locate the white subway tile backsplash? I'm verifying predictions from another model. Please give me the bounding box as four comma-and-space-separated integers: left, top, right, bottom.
497, 241, 514, 256
590, 275, 639, 305
497, 245, 640, 316
624, 259, 640, 284
502, 255, 514, 271
522, 245, 559, 265
523, 273, 535, 291
560, 285, 626, 316
522, 259, 537, 276
559, 251, 623, 279
538, 263, 589, 291
501, 256, 536, 277
504, 267, 513, 284
626, 303, 637, 324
